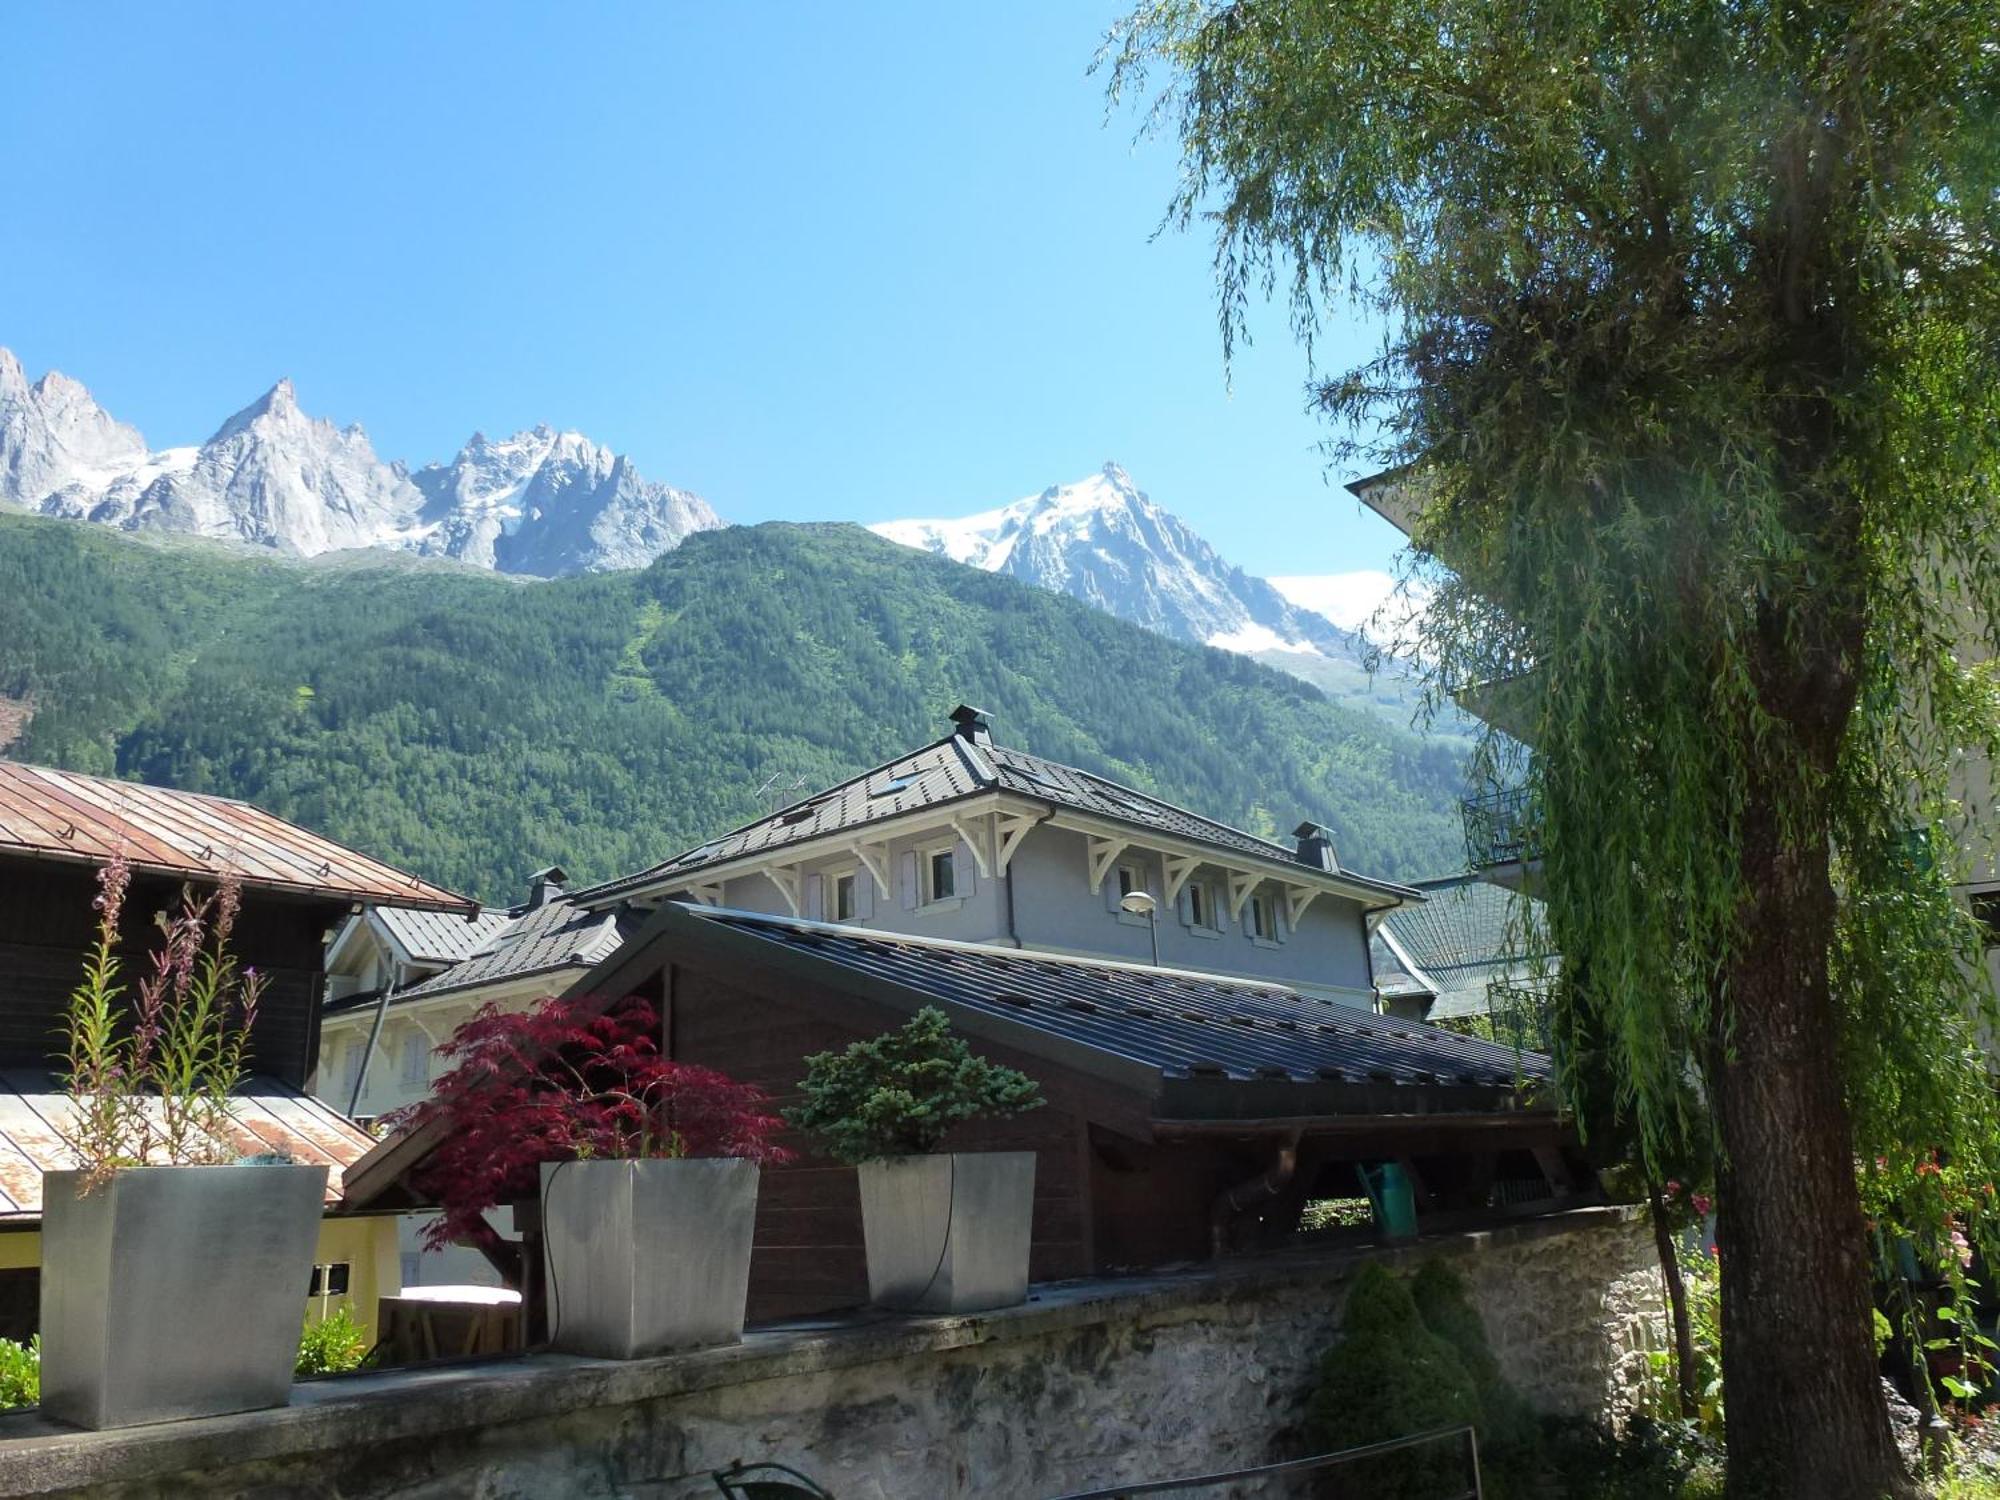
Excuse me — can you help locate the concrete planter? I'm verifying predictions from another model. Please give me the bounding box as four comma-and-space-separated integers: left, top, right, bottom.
40, 1163, 329, 1429
857, 1151, 1035, 1313
539, 1157, 760, 1358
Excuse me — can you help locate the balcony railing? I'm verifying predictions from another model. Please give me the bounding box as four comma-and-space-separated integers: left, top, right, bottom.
1463, 786, 1538, 868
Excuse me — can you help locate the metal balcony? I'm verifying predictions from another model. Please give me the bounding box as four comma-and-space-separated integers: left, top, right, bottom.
1463, 786, 1537, 868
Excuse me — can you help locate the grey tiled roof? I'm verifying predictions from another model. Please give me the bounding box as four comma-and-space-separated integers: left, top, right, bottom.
576, 730, 1415, 907
692, 907, 1549, 1094
327, 895, 637, 1014
377, 905, 513, 965
1372, 876, 1554, 1022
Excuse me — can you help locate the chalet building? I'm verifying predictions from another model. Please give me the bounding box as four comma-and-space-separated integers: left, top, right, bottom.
567, 704, 1413, 1010
0, 760, 477, 1341
344, 709, 1582, 1323
316, 867, 637, 1287
347, 899, 1573, 1322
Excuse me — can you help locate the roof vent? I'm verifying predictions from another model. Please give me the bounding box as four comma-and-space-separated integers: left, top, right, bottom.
949, 703, 993, 747
525, 865, 569, 911
1293, 822, 1340, 873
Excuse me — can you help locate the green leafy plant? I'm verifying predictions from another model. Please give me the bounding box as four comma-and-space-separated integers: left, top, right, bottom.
1641, 1241, 1725, 1439
295, 1307, 369, 1377
783, 1007, 1042, 1165
59, 857, 269, 1190
0, 1337, 39, 1410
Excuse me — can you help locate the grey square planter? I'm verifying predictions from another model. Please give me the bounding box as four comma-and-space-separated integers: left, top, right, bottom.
539, 1157, 760, 1359
857, 1150, 1035, 1313
39, 1163, 329, 1429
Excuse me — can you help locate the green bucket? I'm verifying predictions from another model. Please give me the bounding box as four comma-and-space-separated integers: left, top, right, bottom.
1360, 1162, 1418, 1240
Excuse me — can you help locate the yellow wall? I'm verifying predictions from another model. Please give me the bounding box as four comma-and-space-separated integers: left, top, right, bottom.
0, 1214, 401, 1343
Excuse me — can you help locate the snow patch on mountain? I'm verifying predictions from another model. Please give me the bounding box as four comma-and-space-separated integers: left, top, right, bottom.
0, 349, 722, 577
872, 462, 1368, 660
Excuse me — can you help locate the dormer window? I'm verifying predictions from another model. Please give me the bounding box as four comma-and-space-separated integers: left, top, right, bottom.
835, 872, 858, 921
1184, 880, 1217, 934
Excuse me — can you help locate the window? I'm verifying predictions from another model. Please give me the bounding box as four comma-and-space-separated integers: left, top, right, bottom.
1117, 864, 1141, 899
926, 847, 957, 903
1974, 890, 2000, 947
1248, 889, 1281, 943
835, 872, 858, 921
1186, 881, 1215, 931
399, 1030, 429, 1086
308, 1262, 352, 1297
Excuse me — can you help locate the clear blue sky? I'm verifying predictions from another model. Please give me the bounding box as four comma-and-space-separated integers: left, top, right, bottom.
2, 3, 1406, 578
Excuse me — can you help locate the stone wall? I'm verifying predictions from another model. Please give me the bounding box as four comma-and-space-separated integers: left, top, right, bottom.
0, 1207, 1660, 1500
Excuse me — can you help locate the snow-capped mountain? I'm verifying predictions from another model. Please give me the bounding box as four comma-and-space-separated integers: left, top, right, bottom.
873, 462, 1363, 659
0, 349, 721, 576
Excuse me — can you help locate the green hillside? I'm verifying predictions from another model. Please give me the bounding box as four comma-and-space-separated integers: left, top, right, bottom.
0, 513, 1470, 904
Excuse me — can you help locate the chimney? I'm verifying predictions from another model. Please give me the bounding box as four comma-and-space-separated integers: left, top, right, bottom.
949, 703, 993, 747
1293, 822, 1340, 873
525, 865, 569, 911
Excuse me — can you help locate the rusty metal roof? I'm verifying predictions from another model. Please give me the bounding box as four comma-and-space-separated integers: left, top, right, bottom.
0, 761, 473, 912
0, 1070, 382, 1221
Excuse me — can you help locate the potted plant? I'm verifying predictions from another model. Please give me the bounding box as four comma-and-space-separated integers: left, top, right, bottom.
786, 1006, 1043, 1314
394, 995, 789, 1359
43, 857, 330, 1430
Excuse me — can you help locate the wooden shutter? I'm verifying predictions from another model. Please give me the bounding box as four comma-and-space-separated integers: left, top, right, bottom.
956, 841, 976, 899
900, 851, 919, 910
804, 873, 824, 922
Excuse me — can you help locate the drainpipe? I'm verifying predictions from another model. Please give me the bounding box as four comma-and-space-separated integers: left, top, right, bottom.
348, 978, 399, 1119
1209, 1130, 1302, 1258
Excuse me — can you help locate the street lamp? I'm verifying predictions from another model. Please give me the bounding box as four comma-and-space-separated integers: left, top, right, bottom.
1119, 890, 1160, 967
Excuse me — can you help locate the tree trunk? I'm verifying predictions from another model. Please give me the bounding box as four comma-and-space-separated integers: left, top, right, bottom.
1709, 762, 1912, 1500
1648, 1178, 1699, 1422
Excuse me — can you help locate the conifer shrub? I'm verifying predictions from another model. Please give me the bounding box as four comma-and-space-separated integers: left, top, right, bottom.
784, 1007, 1042, 1165
1304, 1263, 1485, 1500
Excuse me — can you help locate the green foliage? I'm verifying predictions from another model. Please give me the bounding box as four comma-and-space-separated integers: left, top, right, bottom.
1306, 1263, 1486, 1500
295, 1306, 369, 1377
784, 1007, 1042, 1164
0, 1337, 38, 1410
0, 514, 1467, 902
1640, 1243, 1725, 1439
1539, 1417, 1726, 1500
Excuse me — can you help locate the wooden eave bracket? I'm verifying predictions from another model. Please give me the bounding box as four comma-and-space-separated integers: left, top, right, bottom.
849, 841, 892, 900
1162, 854, 1202, 905
949, 814, 996, 879
1286, 884, 1319, 927
994, 811, 1039, 876
1086, 835, 1132, 896
1225, 869, 1261, 921
762, 864, 803, 917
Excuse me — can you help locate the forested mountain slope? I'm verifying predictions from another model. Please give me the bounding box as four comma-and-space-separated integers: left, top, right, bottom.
0, 514, 1469, 903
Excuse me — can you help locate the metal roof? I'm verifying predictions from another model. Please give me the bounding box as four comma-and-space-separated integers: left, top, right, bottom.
327, 895, 637, 1015
0, 761, 474, 912
377, 905, 513, 965
689, 906, 1549, 1098
575, 722, 1415, 908
0, 1071, 380, 1222
1371, 875, 1555, 1021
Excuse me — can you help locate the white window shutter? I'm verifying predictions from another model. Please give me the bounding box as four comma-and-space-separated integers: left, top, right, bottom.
857, 871, 875, 919
1178, 884, 1194, 926
900, 851, 919, 910
957, 841, 977, 899
804, 873, 823, 921
1275, 899, 1289, 942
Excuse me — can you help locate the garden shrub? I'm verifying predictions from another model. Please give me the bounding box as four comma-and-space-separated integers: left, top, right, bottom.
296, 1306, 369, 1377
1304, 1263, 1485, 1499
0, 1337, 37, 1409
1409, 1259, 1542, 1475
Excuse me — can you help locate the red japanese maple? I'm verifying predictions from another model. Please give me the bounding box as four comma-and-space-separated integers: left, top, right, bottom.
389, 996, 789, 1251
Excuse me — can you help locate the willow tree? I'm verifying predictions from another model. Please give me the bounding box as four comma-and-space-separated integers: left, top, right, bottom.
1112, 4, 2000, 1496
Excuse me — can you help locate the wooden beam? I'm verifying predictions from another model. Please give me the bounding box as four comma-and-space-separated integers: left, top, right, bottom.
1225, 869, 1260, 922
762, 864, 802, 917
1286, 884, 1319, 927
949, 815, 993, 879
994, 811, 1039, 876
850, 841, 891, 900
1086, 835, 1131, 896
1162, 854, 1201, 905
